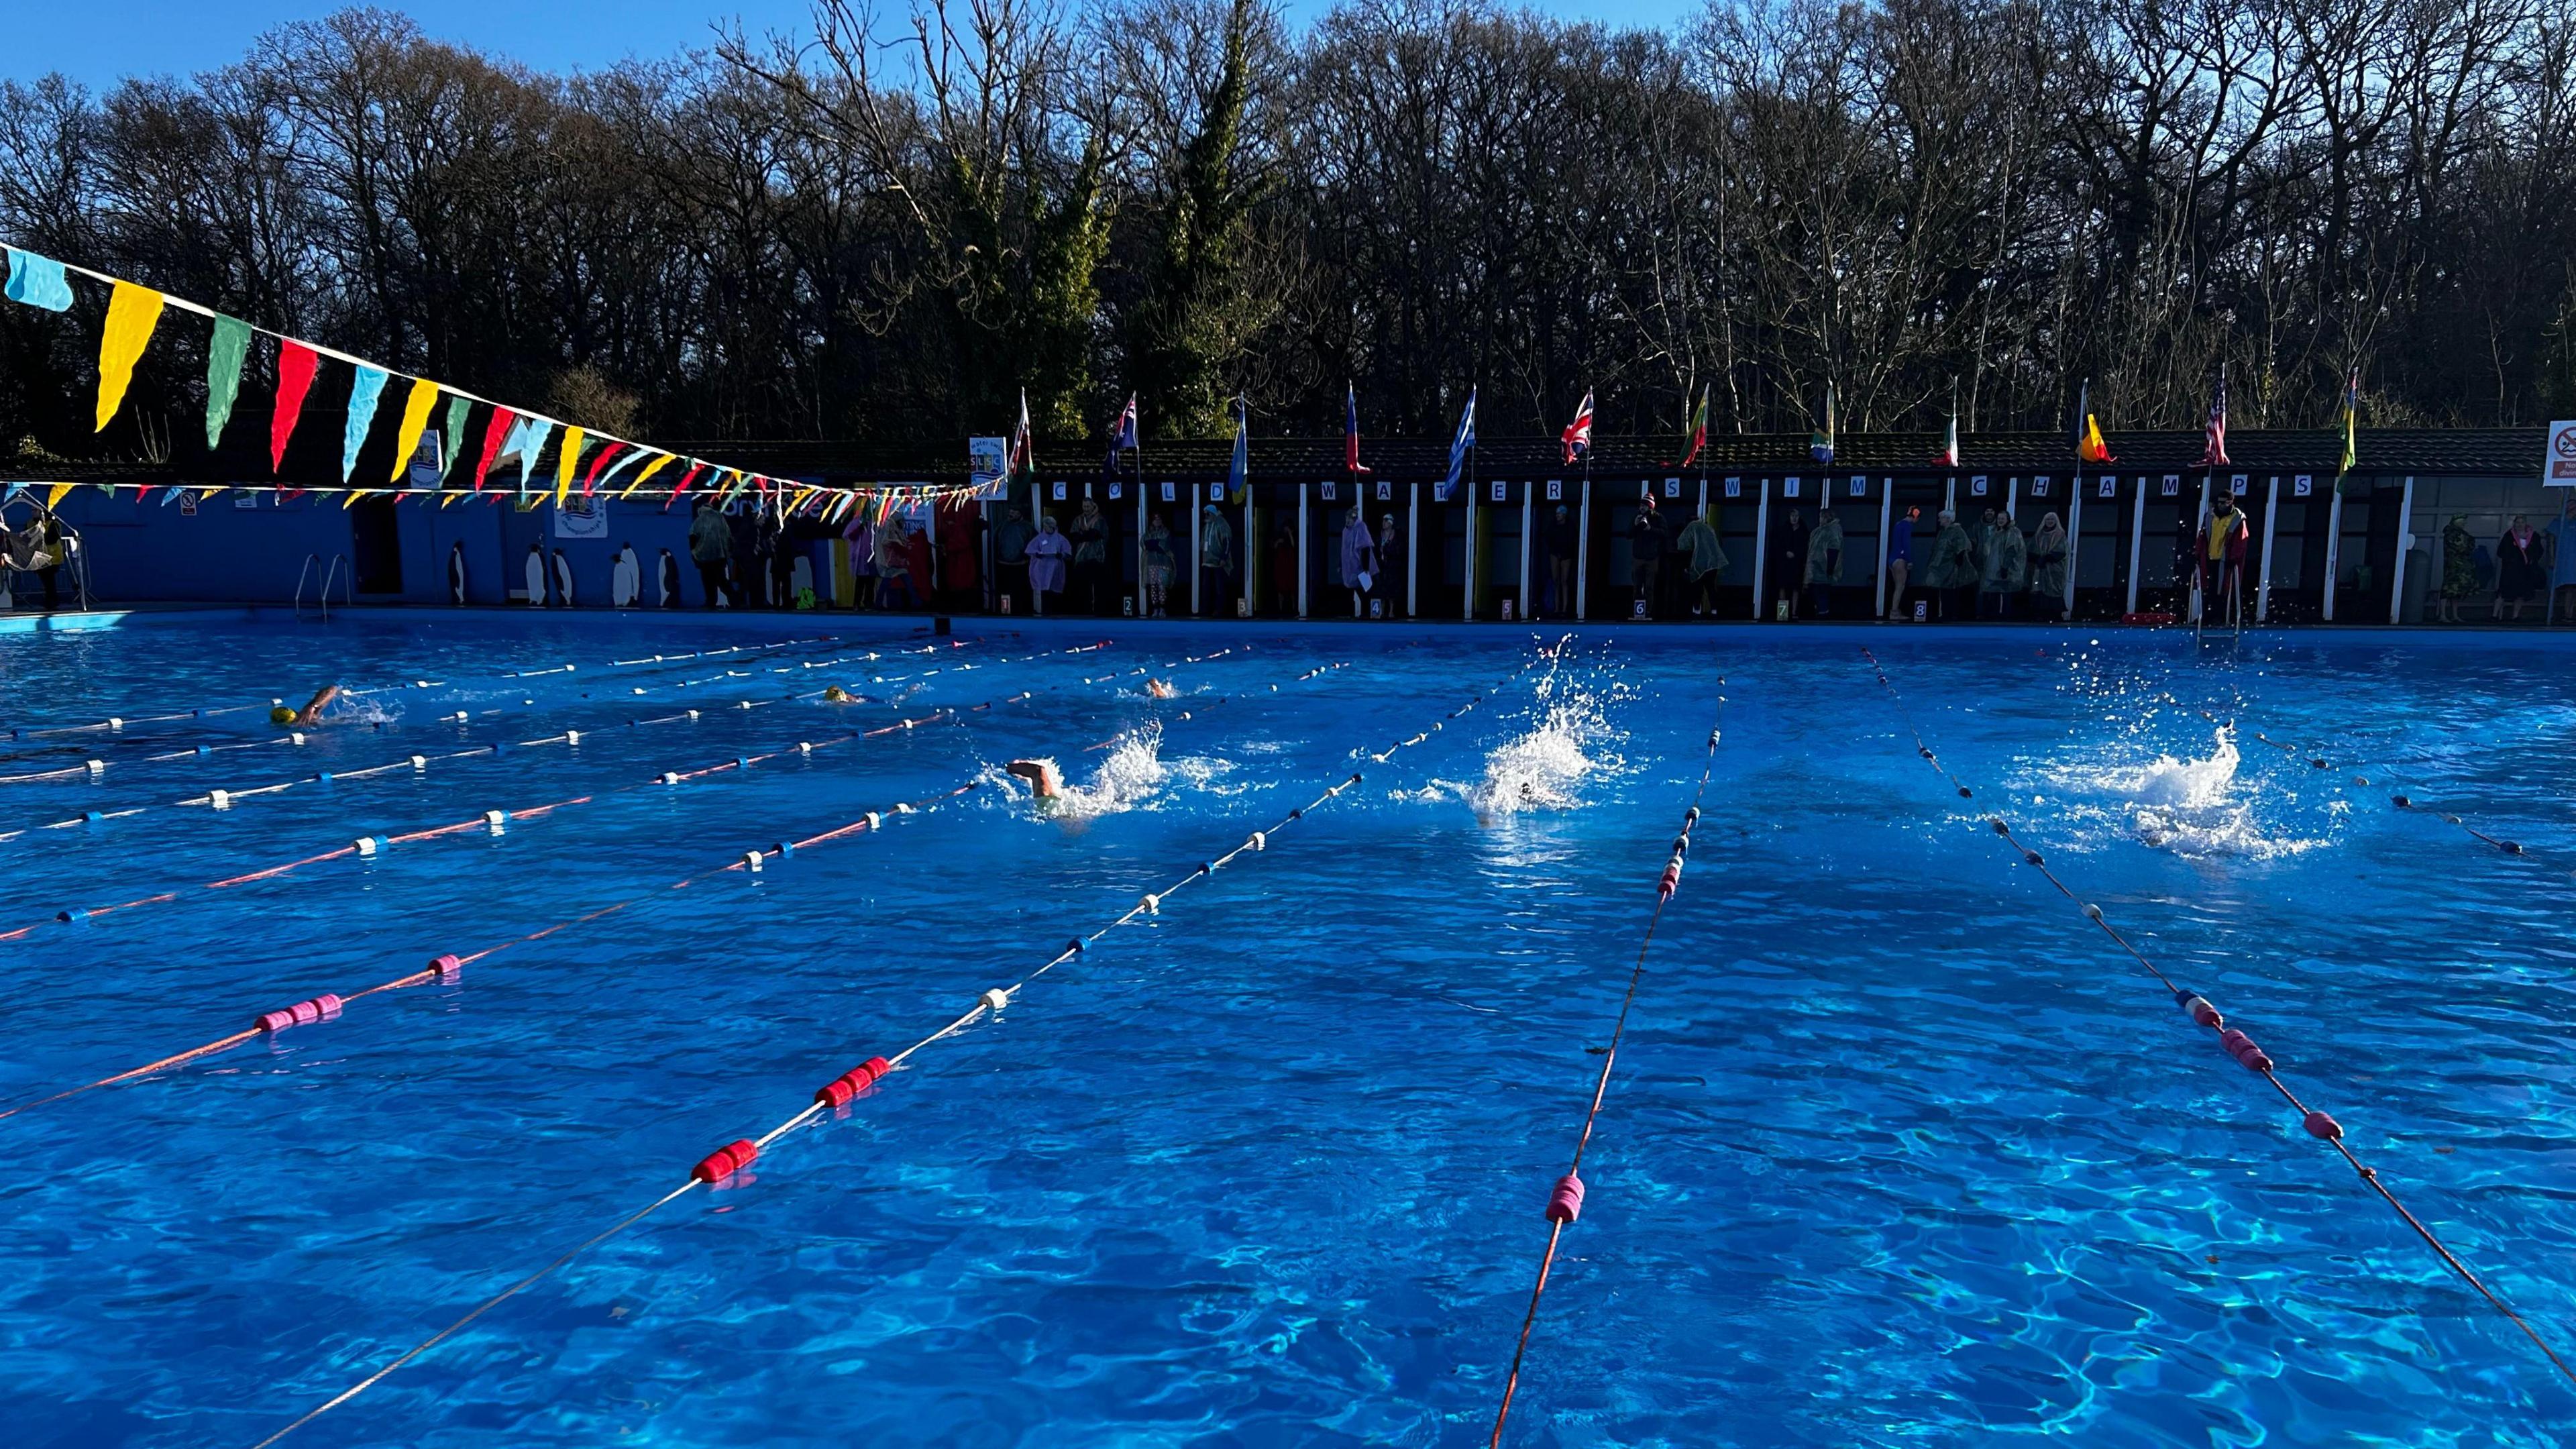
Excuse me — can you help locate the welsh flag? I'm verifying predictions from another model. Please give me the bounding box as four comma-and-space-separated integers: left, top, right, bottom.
1671, 384, 1709, 469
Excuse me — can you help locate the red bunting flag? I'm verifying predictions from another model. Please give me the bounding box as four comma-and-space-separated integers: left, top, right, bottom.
474, 407, 517, 489
270, 341, 320, 472
582, 441, 627, 496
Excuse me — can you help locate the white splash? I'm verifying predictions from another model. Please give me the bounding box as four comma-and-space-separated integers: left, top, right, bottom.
2097, 727, 2321, 859
1421, 679, 1623, 822
987, 722, 1234, 823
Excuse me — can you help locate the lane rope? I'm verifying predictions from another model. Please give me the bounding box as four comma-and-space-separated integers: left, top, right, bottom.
1489, 688, 1723, 1447
1864, 645, 2576, 1393
244, 657, 1536, 1449
1, 652, 1354, 1118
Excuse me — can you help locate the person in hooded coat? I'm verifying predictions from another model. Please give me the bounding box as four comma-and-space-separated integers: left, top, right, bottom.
994, 505, 1034, 612
688, 502, 731, 608
1980, 510, 2027, 618
1198, 502, 1234, 615
871, 515, 914, 609
938, 505, 983, 610
2496, 514, 2543, 621
1674, 507, 1729, 615
2027, 512, 2070, 617
1338, 504, 1377, 617
1374, 510, 1405, 617
1068, 497, 1109, 613
1140, 512, 1175, 616
1804, 506, 1844, 618
1026, 513, 1073, 612
1768, 506, 1809, 620
841, 513, 876, 609
1922, 510, 1974, 619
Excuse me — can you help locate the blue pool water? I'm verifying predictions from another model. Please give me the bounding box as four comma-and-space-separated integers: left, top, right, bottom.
3, 614, 2573, 1448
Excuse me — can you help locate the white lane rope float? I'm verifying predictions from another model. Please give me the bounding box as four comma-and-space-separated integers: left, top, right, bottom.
244, 657, 1536, 1449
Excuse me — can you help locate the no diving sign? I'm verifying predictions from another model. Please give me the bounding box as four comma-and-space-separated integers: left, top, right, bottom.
2550, 420, 2576, 485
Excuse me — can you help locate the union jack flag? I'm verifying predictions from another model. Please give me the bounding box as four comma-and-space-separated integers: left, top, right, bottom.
1560, 388, 1594, 464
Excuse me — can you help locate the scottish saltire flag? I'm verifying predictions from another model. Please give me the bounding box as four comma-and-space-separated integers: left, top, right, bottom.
1344, 382, 1371, 474
1810, 383, 1835, 464
1560, 388, 1594, 464
1441, 388, 1477, 498
2196, 368, 2231, 466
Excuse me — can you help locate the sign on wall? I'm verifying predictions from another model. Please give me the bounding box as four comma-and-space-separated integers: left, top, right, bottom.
967, 435, 1006, 491
2548, 420, 2576, 484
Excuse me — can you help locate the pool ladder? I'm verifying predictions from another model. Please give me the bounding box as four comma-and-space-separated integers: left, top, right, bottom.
293, 553, 350, 621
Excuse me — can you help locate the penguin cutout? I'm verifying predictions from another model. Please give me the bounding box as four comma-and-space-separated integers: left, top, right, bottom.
523, 543, 546, 606
612, 543, 639, 607
551, 547, 575, 607
448, 541, 468, 604
657, 548, 680, 607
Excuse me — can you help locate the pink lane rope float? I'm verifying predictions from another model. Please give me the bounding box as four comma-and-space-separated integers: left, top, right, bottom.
1864, 645, 2576, 1394
1, 652, 1351, 1119
1489, 699, 1724, 1447
241, 657, 1533, 1449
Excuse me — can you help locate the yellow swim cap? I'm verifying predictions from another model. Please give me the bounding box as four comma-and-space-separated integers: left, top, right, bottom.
270, 706, 297, 726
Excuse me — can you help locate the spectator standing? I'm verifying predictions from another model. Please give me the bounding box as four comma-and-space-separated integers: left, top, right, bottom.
994, 506, 1034, 613
1768, 505, 1808, 620
2494, 515, 2542, 621
688, 501, 731, 608
1980, 510, 2027, 617
2027, 512, 2069, 619
1629, 495, 1669, 617
1026, 514, 1073, 612
1140, 512, 1175, 616
841, 513, 876, 609
938, 505, 983, 611
1805, 506, 1843, 618
1884, 505, 1918, 619
1923, 510, 1974, 618
1199, 502, 1234, 614
872, 515, 915, 609
1338, 504, 1377, 616
1674, 506, 1728, 616
2551, 494, 2576, 621
1375, 511, 1405, 618
2437, 515, 2475, 623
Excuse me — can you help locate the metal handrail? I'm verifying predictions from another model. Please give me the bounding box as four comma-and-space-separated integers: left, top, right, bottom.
292, 553, 319, 621
321, 554, 350, 615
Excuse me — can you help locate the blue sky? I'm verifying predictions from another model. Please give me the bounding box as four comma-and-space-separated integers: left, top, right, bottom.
11, 0, 1704, 88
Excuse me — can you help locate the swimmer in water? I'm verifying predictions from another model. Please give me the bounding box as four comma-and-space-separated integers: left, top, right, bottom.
270, 684, 343, 727
1145, 679, 1178, 700
1005, 759, 1063, 800
822, 684, 865, 703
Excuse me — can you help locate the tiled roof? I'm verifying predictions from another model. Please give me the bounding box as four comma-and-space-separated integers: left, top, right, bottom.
647, 428, 2548, 486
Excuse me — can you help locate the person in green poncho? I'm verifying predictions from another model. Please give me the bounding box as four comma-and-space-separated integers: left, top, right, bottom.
1921, 509, 1974, 619
2027, 511, 2069, 619
1674, 507, 1729, 616
2437, 515, 2475, 623
1980, 508, 2027, 618
1805, 506, 1845, 617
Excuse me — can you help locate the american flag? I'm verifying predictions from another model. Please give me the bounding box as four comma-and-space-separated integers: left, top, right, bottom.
1560, 388, 1595, 464
2196, 368, 2231, 466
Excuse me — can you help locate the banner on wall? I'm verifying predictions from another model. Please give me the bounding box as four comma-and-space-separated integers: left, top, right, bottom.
968, 436, 1007, 491
553, 497, 609, 539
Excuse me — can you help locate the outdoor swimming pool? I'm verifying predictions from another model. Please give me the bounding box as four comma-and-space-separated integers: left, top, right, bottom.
2, 612, 2571, 1447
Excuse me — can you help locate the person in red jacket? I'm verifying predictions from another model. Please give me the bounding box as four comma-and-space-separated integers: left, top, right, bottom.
2196, 493, 2252, 625
903, 517, 936, 610
937, 506, 983, 610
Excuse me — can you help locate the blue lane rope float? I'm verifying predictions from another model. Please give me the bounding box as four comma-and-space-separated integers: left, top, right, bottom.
0, 653, 1362, 1116
1489, 697, 1723, 1448
1862, 646, 2576, 1394
239, 655, 1531, 1449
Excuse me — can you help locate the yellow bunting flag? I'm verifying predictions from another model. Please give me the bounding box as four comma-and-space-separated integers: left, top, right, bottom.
555, 426, 586, 508
440, 490, 464, 508
198, 487, 226, 503
46, 482, 75, 510
94, 281, 167, 431
623, 453, 674, 500
341, 490, 375, 510
788, 486, 816, 516
389, 378, 441, 482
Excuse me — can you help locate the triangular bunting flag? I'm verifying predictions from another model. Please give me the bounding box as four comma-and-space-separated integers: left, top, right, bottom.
272, 341, 320, 472
341, 366, 389, 481
95, 281, 166, 431
390, 378, 440, 483
206, 315, 251, 449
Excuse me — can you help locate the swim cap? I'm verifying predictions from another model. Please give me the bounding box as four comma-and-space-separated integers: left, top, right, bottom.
270, 706, 297, 726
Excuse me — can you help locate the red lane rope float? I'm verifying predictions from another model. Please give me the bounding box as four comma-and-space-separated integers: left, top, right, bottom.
0, 653, 1340, 1118
2, 643, 1128, 926
244, 659, 1525, 1449
1863, 646, 2576, 1393
1488, 703, 1723, 1448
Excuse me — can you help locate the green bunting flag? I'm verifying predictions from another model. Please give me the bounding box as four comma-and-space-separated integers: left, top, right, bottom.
205, 315, 251, 449
441, 394, 472, 480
